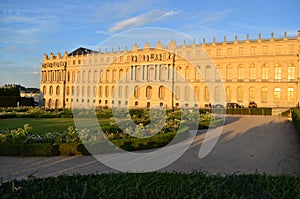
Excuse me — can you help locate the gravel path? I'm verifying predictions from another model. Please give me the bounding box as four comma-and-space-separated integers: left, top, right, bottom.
1, 116, 300, 181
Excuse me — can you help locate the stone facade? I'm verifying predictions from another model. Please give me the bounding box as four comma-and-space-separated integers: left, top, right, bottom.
40, 31, 300, 109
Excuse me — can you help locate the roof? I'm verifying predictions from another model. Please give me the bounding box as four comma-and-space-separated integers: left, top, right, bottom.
68, 47, 95, 56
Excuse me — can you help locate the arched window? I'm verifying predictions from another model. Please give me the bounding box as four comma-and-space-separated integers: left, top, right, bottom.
274, 87, 281, 103
134, 86, 140, 98
137, 67, 142, 81
66, 86, 70, 96
76, 86, 80, 97
205, 65, 211, 81
118, 86, 122, 98
49, 86, 53, 95
249, 87, 255, 101
106, 70, 110, 82
93, 86, 96, 97
158, 86, 165, 99
111, 86, 115, 97
195, 65, 201, 81
184, 86, 189, 100
237, 87, 243, 102
149, 67, 155, 81
93, 70, 98, 82
175, 86, 180, 100
204, 86, 209, 102
43, 86, 46, 95
112, 69, 117, 81
98, 86, 103, 97
72, 71, 75, 82
287, 87, 295, 103
125, 86, 129, 98
226, 87, 231, 102
194, 86, 200, 100
88, 70, 91, 82
215, 86, 220, 101
56, 86, 60, 95
82, 71, 86, 82
105, 86, 109, 97
146, 86, 152, 99
119, 69, 124, 81
261, 87, 268, 103
81, 86, 85, 97
55, 99, 59, 109
76, 71, 81, 82
71, 86, 74, 96
48, 99, 52, 109
67, 72, 70, 82
87, 86, 90, 97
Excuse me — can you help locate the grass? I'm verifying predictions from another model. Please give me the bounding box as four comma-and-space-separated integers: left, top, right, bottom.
0, 118, 75, 134
1, 172, 299, 198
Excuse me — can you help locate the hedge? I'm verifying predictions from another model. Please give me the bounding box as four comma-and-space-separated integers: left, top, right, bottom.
292, 108, 300, 137
1, 172, 299, 198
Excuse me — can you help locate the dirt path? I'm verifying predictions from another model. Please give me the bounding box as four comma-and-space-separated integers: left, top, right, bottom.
1, 116, 300, 181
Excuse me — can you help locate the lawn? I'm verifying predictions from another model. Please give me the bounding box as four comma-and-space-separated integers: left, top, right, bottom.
0, 118, 75, 134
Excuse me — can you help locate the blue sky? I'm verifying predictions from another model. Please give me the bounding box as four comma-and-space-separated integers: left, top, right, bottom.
0, 0, 299, 88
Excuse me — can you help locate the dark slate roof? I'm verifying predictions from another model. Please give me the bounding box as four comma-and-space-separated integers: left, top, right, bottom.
68, 47, 96, 56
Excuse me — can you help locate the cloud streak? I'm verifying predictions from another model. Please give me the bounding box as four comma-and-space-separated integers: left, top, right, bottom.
108, 9, 177, 33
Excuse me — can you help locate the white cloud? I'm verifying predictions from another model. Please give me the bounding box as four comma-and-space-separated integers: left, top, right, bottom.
108, 9, 177, 33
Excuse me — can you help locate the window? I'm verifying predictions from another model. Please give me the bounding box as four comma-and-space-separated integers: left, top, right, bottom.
226, 65, 233, 80
43, 86, 46, 95
111, 86, 115, 97
238, 47, 244, 55
88, 71, 91, 82
238, 65, 244, 80
204, 86, 209, 102
194, 86, 200, 100
288, 66, 295, 81
112, 69, 117, 81
262, 64, 269, 80
71, 86, 74, 96
99, 86, 103, 97
87, 86, 90, 97
49, 86, 53, 95
158, 86, 165, 99
249, 87, 255, 101
125, 86, 129, 98
274, 88, 281, 103
250, 46, 256, 55
66, 86, 70, 96
82, 71, 86, 82
227, 48, 233, 56
287, 88, 295, 103
249, 64, 256, 80
81, 86, 85, 97
215, 86, 220, 101
134, 86, 140, 98
263, 46, 268, 54
175, 86, 180, 100
217, 49, 221, 56
215, 66, 221, 81
205, 65, 211, 81
237, 87, 243, 102
118, 86, 122, 98
261, 87, 268, 103
105, 86, 109, 97
106, 70, 110, 81
274, 65, 281, 80
226, 87, 231, 102
146, 86, 152, 99
184, 86, 189, 100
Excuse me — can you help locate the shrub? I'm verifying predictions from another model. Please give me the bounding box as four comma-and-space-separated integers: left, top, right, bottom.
0, 143, 20, 155
19, 143, 59, 156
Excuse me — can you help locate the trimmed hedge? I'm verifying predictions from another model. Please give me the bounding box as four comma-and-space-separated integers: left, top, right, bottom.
292, 108, 300, 137
1, 172, 299, 198
199, 108, 272, 115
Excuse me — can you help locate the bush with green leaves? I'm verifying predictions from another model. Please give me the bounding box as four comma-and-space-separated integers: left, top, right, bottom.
1, 172, 299, 198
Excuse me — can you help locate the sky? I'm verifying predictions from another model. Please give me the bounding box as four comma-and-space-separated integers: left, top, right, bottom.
0, 0, 299, 88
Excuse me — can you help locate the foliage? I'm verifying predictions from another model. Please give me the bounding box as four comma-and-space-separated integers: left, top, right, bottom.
292, 108, 300, 137
0, 172, 299, 199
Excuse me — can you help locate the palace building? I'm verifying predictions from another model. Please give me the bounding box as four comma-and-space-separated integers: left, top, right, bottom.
40, 31, 300, 109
